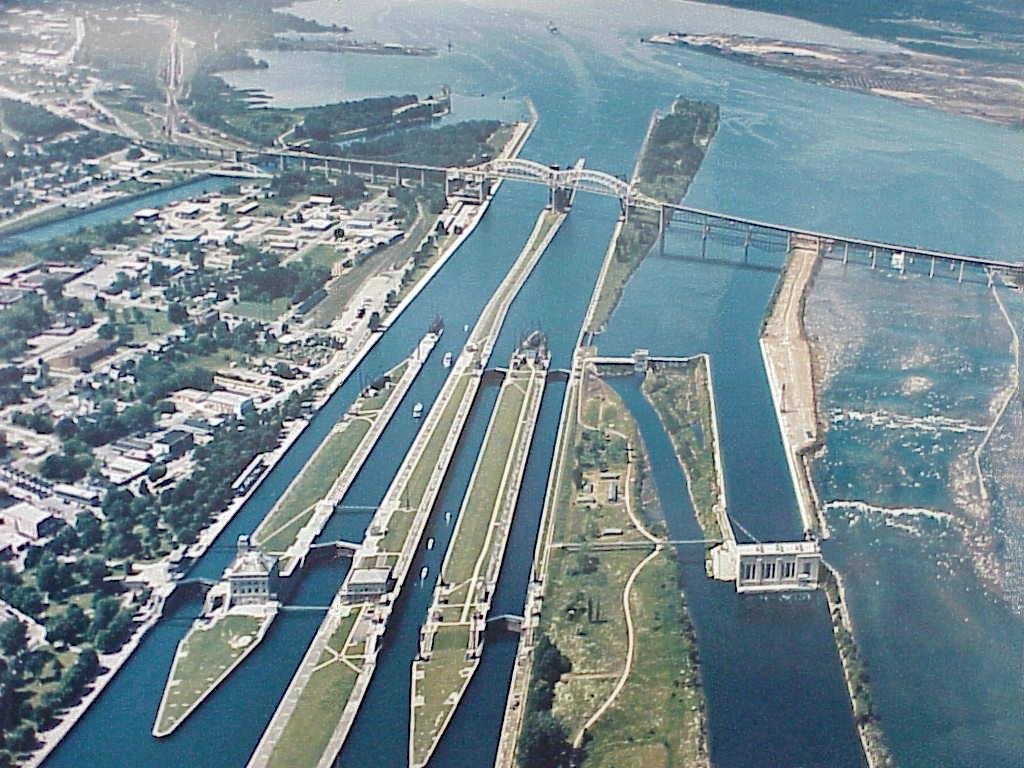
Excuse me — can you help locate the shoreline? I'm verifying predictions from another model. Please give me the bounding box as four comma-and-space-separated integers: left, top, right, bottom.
762, 239, 890, 767
0, 170, 220, 241
28, 116, 536, 767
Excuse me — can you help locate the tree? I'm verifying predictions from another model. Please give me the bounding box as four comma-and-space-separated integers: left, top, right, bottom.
47, 605, 88, 646
0, 619, 27, 657
41, 277, 64, 305
125, 146, 143, 160
96, 323, 115, 340
532, 634, 572, 685
167, 302, 188, 325
74, 511, 101, 548
518, 711, 573, 768
77, 555, 108, 591
35, 552, 73, 599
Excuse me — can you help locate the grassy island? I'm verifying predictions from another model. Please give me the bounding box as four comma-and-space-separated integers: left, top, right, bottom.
588, 99, 718, 332
516, 372, 706, 768
252, 359, 408, 557
641, 358, 729, 542
153, 610, 274, 737
261, 609, 365, 768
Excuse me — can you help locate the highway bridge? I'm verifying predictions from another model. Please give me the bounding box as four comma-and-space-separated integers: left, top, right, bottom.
149, 140, 1021, 274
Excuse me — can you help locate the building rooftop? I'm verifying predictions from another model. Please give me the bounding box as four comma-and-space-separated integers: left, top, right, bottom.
735, 541, 819, 556
225, 536, 277, 579
348, 567, 392, 585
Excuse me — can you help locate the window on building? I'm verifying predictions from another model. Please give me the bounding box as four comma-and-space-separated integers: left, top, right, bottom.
741, 561, 757, 581
782, 560, 796, 579
761, 561, 776, 580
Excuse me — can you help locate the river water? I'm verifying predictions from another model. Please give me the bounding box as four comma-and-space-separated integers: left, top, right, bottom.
40, 1, 1024, 766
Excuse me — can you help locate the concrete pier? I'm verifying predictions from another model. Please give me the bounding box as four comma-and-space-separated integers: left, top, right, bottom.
759, 234, 825, 535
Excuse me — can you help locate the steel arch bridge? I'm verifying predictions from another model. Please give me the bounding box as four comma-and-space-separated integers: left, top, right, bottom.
473, 158, 661, 210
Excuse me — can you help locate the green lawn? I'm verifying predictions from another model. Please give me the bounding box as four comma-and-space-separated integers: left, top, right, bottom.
155, 614, 264, 735
412, 625, 473, 766
522, 378, 706, 766
255, 419, 371, 552
580, 551, 704, 768
442, 376, 526, 585
231, 296, 292, 322
380, 372, 471, 552
265, 611, 361, 768
303, 243, 343, 270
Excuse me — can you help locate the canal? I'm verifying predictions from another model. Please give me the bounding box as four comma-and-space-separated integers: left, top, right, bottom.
42, 0, 1024, 766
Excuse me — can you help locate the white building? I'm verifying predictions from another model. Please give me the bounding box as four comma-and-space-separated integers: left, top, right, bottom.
225, 536, 279, 607
343, 567, 393, 603
709, 540, 821, 593
0, 502, 60, 540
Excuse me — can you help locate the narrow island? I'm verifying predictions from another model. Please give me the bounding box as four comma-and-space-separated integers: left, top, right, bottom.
640, 356, 730, 543
587, 98, 719, 334
252, 329, 441, 576
409, 335, 550, 768
513, 366, 707, 768
153, 536, 279, 737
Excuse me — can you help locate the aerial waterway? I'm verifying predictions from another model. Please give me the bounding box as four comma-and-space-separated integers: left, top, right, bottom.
44, 1, 1024, 767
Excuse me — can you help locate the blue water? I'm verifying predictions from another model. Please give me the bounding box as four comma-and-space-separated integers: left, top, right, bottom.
37, 0, 1024, 766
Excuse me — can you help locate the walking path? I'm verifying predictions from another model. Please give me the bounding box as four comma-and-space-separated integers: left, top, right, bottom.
571, 423, 663, 748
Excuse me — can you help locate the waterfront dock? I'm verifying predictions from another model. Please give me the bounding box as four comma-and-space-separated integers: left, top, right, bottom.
246, 206, 568, 768
408, 345, 548, 768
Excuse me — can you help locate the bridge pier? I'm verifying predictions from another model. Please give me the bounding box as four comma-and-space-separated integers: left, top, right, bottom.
958, 261, 965, 283
701, 222, 709, 259
843, 243, 849, 265
929, 256, 935, 278
278, 155, 287, 172
870, 248, 876, 270
743, 226, 752, 263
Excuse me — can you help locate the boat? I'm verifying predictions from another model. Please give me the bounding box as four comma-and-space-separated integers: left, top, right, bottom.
547, 20, 559, 34
420, 566, 428, 581
412, 402, 424, 418
427, 537, 435, 550
442, 352, 453, 368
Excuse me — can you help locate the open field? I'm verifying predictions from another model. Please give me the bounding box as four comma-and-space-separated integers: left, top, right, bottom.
255, 420, 370, 553
231, 296, 292, 322
442, 380, 526, 584
379, 372, 471, 552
